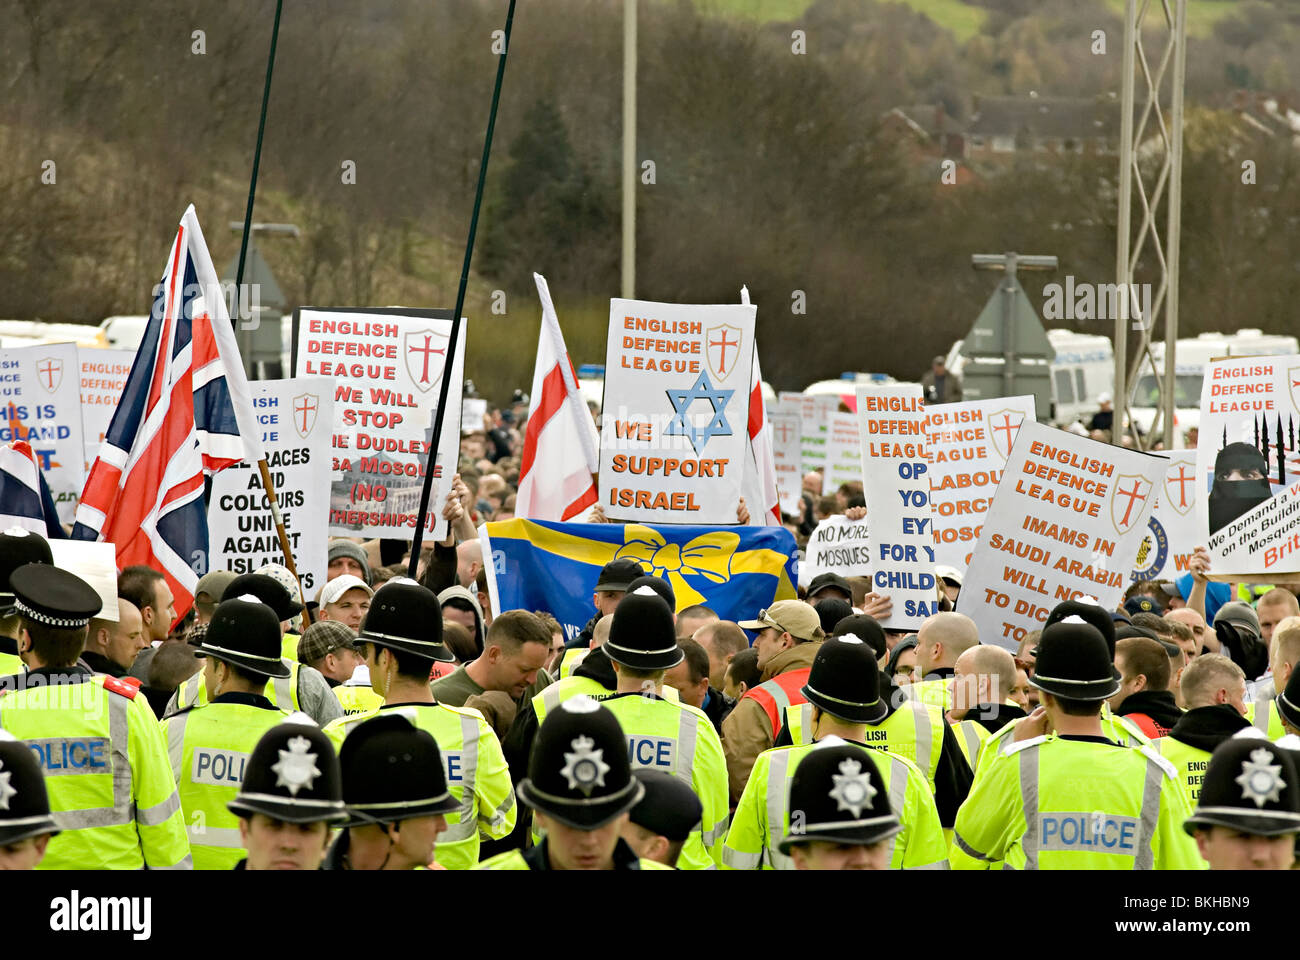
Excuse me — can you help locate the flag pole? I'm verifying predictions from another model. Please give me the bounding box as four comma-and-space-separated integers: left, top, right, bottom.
408, 0, 518, 577
231, 0, 311, 622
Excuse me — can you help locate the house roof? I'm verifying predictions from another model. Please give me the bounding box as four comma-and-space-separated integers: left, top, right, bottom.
967, 96, 1120, 141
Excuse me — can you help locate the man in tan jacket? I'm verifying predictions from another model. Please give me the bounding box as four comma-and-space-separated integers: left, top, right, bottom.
723, 600, 824, 803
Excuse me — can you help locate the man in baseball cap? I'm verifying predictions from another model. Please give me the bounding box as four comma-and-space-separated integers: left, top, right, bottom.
726, 599, 824, 803
316, 574, 374, 634
1184, 735, 1300, 870
477, 697, 671, 871
562, 558, 645, 654
227, 718, 347, 870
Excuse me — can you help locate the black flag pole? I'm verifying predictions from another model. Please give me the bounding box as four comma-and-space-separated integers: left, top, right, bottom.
231, 0, 311, 621
408, 0, 518, 577
235, 0, 284, 297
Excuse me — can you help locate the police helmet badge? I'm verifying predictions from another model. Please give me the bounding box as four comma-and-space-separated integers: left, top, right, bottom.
829, 756, 876, 818
561, 736, 610, 796
271, 735, 322, 796
1236, 748, 1286, 808
0, 760, 14, 811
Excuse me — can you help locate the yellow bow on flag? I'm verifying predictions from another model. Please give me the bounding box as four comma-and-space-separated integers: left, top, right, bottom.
614, 524, 739, 608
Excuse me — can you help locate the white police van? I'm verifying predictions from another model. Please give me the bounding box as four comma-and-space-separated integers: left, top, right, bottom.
1128, 330, 1299, 446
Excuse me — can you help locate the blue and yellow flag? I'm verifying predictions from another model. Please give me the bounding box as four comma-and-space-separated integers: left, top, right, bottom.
482, 519, 799, 641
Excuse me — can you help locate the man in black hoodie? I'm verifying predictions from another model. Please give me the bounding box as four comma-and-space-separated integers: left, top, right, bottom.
1109, 632, 1183, 738
1159, 654, 1250, 806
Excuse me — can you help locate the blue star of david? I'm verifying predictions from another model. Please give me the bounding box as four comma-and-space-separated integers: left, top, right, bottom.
664, 371, 734, 455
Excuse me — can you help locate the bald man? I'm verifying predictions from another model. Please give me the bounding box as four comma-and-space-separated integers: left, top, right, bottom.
947, 644, 1025, 776
1167, 605, 1214, 657
909, 612, 980, 712
676, 605, 719, 641
1256, 588, 1300, 649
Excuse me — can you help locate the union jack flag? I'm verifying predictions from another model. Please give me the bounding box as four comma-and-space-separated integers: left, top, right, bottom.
73, 206, 264, 620
0, 440, 67, 538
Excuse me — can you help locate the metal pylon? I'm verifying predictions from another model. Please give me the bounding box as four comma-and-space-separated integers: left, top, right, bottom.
1115, 0, 1187, 450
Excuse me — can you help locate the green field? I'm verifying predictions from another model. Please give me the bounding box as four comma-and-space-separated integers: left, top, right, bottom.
693, 0, 1243, 42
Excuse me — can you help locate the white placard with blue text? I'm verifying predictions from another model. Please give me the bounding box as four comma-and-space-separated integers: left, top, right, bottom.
4, 342, 85, 524
856, 383, 937, 629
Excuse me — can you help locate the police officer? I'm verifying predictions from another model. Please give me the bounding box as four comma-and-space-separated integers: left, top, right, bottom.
621, 769, 703, 868
226, 718, 347, 870
564, 585, 727, 869
1183, 735, 1300, 870
476, 696, 672, 870
323, 578, 515, 869
326, 712, 461, 870
776, 618, 971, 830
0, 729, 60, 869
779, 737, 902, 871
725, 635, 946, 870
951, 621, 1201, 870
0, 526, 53, 676
975, 600, 1158, 772
0, 564, 190, 869
166, 574, 342, 726
161, 595, 294, 869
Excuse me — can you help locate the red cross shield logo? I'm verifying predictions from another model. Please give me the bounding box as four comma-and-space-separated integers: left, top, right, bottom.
35, 357, 63, 394
987, 409, 1026, 461
292, 393, 319, 439
1110, 474, 1153, 535
1163, 460, 1196, 517
404, 329, 448, 394
705, 323, 743, 383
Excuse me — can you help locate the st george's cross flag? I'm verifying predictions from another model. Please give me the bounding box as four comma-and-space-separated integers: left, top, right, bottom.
515, 273, 601, 521
73, 205, 263, 621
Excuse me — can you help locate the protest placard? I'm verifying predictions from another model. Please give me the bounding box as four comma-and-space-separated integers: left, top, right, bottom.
960, 420, 1163, 651
822, 411, 863, 495
49, 540, 119, 622
208, 378, 333, 595
294, 308, 464, 541
78, 348, 134, 471
1196, 356, 1300, 579
1130, 450, 1199, 582
923, 395, 1036, 572
857, 384, 937, 629
462, 397, 488, 433
770, 411, 802, 516
782, 392, 837, 475
798, 514, 870, 589
599, 298, 756, 524
2, 341, 85, 524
